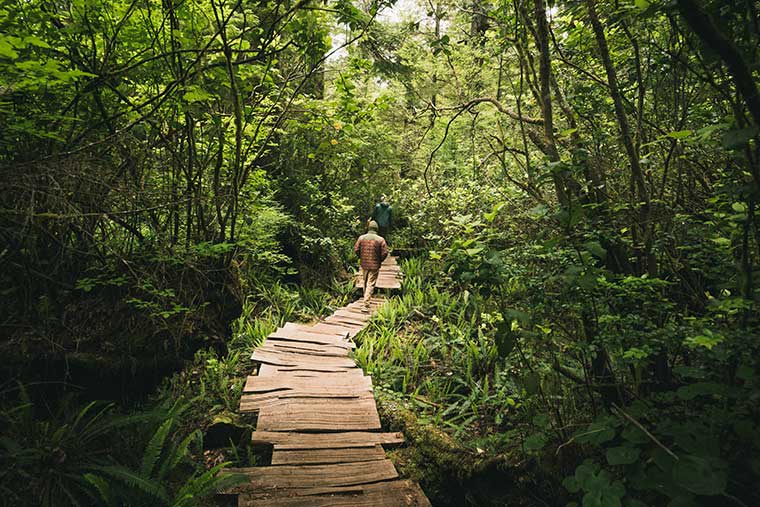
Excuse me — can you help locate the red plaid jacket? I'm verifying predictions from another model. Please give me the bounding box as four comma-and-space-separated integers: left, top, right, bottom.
354, 231, 389, 271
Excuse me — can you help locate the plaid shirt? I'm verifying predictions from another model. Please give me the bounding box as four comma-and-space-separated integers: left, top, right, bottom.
354, 231, 389, 271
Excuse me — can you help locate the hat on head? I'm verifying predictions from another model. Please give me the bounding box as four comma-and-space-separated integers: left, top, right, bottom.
368, 220, 379, 231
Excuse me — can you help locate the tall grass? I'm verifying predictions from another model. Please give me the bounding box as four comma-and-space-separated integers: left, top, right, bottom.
354, 257, 521, 445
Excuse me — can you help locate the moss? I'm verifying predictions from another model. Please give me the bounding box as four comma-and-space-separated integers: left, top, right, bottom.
376, 392, 553, 506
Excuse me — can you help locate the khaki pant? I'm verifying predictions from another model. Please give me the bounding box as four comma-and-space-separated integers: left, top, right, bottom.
362, 268, 379, 306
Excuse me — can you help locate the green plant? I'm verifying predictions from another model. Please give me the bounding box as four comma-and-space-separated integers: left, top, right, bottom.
84, 402, 245, 506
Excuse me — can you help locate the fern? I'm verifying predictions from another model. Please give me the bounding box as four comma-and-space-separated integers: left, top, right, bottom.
160, 429, 201, 479
91, 465, 169, 503
83, 473, 115, 507
171, 463, 247, 507
141, 418, 174, 477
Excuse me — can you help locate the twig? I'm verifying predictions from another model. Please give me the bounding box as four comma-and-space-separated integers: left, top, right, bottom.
611, 402, 679, 461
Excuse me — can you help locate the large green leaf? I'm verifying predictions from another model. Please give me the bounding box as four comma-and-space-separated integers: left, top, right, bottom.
671, 455, 726, 496
606, 445, 641, 466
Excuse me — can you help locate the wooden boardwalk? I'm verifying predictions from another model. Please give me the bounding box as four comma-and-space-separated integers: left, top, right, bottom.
227, 257, 430, 506
355, 256, 403, 290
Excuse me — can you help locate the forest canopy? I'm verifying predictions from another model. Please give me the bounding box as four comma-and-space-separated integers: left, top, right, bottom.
1, 0, 759, 505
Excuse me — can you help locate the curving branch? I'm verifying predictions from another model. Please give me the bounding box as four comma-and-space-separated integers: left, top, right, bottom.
438, 97, 543, 125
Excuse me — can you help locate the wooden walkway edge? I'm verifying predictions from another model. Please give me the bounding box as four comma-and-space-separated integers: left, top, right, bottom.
226, 257, 430, 506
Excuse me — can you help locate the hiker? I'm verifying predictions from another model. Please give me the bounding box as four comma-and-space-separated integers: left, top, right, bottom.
354, 220, 389, 311
371, 195, 392, 240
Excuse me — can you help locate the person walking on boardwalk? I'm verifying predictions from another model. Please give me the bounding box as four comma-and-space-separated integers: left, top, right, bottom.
354, 220, 389, 312
371, 195, 392, 240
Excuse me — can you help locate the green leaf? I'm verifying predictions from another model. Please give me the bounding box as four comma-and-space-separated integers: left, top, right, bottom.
24, 35, 51, 48
576, 421, 616, 445
676, 382, 726, 400
0, 39, 18, 59
634, 0, 651, 10
524, 432, 548, 451
484, 202, 506, 222
183, 86, 213, 103
606, 445, 641, 465
665, 130, 692, 139
671, 455, 726, 496
683, 329, 724, 350
731, 202, 748, 213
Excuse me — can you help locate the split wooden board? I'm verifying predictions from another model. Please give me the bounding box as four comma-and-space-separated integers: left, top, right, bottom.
237, 480, 431, 507
250, 431, 405, 449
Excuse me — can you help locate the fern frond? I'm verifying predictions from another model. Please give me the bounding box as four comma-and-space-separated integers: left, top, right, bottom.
141, 418, 173, 477
93, 465, 169, 503
161, 429, 200, 478
83, 473, 115, 507
172, 463, 247, 507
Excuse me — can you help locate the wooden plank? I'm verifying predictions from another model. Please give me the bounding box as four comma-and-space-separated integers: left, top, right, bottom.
262, 340, 350, 357
241, 391, 374, 412
251, 349, 356, 368
244, 374, 372, 393
324, 315, 368, 326
251, 431, 404, 449
223, 460, 398, 492
236, 480, 431, 507
271, 444, 386, 465
255, 397, 380, 421
310, 323, 364, 338
268, 366, 360, 374
257, 364, 366, 377
270, 326, 351, 345
255, 401, 381, 431
332, 309, 373, 319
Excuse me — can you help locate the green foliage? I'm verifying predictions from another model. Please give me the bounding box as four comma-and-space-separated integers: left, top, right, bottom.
83, 401, 245, 506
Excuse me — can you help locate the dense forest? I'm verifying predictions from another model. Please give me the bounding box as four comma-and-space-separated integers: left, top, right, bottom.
1, 0, 759, 504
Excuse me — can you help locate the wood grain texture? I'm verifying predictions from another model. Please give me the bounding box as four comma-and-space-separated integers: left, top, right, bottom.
250, 348, 356, 368
236, 480, 431, 507
224, 460, 398, 491
271, 444, 386, 465
251, 431, 405, 449
243, 374, 372, 393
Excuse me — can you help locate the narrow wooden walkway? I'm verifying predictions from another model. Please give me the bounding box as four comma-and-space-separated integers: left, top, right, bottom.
226, 257, 429, 506
355, 256, 403, 289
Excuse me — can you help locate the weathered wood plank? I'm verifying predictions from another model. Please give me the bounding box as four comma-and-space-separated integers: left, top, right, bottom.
236, 480, 431, 507
251, 431, 405, 449
255, 401, 381, 431
240, 391, 374, 412
251, 349, 356, 368
324, 314, 369, 326
271, 325, 351, 345
309, 322, 364, 338
243, 374, 372, 393
331, 309, 373, 320
262, 340, 350, 357
270, 444, 386, 465
224, 460, 398, 492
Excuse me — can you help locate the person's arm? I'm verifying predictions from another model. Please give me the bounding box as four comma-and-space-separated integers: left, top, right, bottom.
379, 238, 389, 261
354, 237, 361, 256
